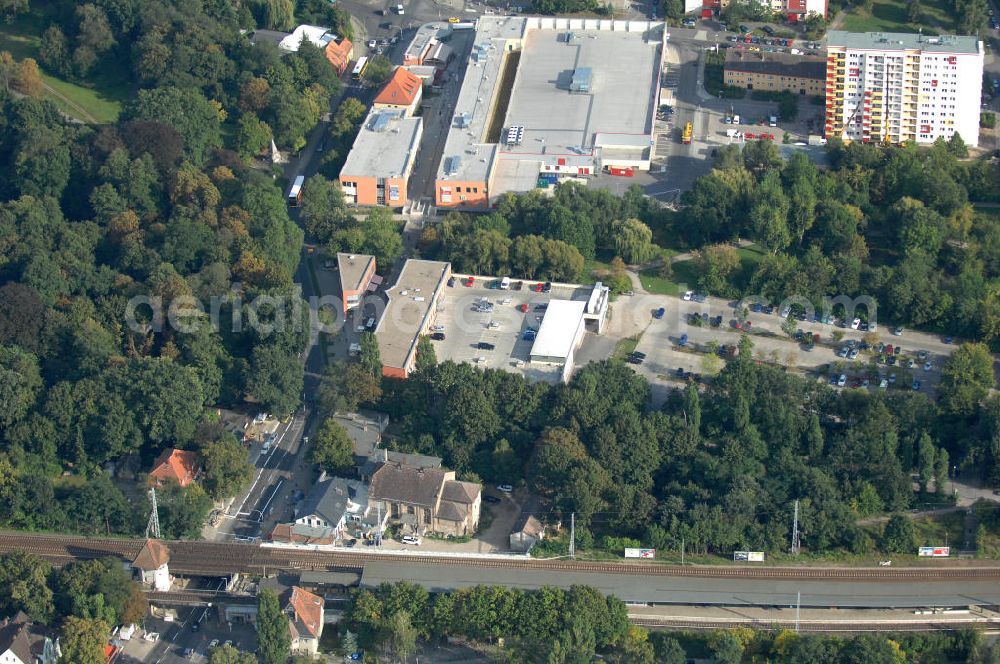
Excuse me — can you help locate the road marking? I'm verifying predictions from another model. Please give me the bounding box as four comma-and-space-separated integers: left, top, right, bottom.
232, 417, 296, 516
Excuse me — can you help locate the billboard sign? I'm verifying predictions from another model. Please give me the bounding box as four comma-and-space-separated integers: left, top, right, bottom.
625, 548, 655, 559
734, 551, 765, 562
918, 546, 950, 557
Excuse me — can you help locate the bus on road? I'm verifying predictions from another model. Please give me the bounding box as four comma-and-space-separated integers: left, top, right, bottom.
352, 56, 369, 80
287, 175, 305, 207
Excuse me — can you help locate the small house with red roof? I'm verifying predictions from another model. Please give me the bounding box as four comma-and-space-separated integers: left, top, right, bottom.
372, 67, 423, 117
148, 449, 200, 488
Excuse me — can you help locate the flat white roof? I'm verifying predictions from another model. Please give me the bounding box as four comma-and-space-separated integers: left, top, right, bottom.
279, 25, 336, 52
530, 300, 586, 359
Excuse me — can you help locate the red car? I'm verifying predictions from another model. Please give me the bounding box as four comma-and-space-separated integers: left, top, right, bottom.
533, 283, 544, 292
464, 276, 474, 287
518, 303, 529, 312
746, 132, 756, 139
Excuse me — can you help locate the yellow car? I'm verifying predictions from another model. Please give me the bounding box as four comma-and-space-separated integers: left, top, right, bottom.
448, 16, 460, 22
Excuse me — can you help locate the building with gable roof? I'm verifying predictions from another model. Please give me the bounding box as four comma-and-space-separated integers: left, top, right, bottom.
0, 612, 60, 664
323, 36, 354, 75
131, 539, 171, 591
372, 67, 424, 117
285, 587, 325, 655
148, 449, 199, 488
368, 463, 481, 537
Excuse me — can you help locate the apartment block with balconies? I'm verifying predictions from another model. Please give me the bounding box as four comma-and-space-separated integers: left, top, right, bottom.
824, 30, 983, 146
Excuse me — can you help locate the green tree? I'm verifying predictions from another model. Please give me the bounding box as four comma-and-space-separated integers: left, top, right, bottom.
917, 432, 935, 493
209, 644, 257, 664
200, 437, 254, 500
236, 114, 272, 161
257, 588, 290, 664
156, 482, 213, 540
934, 447, 950, 495
300, 176, 349, 243
0, 345, 42, 428
684, 382, 700, 440
415, 336, 437, 373
365, 55, 393, 84
360, 331, 382, 378
0, 551, 54, 623
938, 342, 994, 416
881, 515, 917, 554
611, 218, 655, 264
0, 0, 27, 20
245, 344, 303, 416
695, 244, 740, 295
121, 87, 222, 163
60, 617, 108, 664
652, 635, 687, 664
309, 418, 354, 474
379, 610, 418, 663
709, 630, 744, 664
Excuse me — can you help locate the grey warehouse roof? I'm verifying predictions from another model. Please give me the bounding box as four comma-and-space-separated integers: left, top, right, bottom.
826, 30, 981, 54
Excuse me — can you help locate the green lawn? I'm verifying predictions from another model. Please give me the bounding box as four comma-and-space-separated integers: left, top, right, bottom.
0, 14, 128, 124
839, 0, 955, 34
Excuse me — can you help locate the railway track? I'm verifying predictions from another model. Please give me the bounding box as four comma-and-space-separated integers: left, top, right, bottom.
628, 617, 998, 633
4, 531, 1000, 581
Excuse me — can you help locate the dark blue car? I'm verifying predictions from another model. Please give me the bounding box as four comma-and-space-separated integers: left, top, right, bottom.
679, 333, 688, 346
653, 307, 665, 319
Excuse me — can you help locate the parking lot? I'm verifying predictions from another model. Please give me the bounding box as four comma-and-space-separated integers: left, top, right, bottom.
429, 276, 611, 383
627, 292, 955, 398
117, 607, 258, 664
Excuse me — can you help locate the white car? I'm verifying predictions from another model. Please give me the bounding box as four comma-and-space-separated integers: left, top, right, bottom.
430, 325, 445, 332
869, 322, 877, 331
837, 374, 847, 387
401, 535, 422, 545
879, 379, 888, 389
209, 640, 219, 649
367, 39, 377, 48
924, 361, 933, 371
682, 291, 693, 301
851, 317, 861, 329
497, 484, 513, 493
396, 3, 404, 12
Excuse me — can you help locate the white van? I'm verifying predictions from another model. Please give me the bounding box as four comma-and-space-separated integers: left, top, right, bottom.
499, 276, 511, 290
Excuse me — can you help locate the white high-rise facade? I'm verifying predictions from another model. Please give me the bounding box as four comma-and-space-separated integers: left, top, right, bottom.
825, 31, 984, 146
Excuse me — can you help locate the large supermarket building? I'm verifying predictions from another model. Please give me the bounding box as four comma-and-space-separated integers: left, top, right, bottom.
434, 16, 666, 209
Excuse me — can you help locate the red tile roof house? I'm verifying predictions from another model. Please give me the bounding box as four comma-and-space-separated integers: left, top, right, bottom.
285, 587, 325, 656
372, 67, 423, 117
148, 449, 200, 488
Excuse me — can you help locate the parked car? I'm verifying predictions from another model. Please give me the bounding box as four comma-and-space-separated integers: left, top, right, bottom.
477, 342, 495, 350
837, 374, 847, 387
653, 307, 665, 319
682, 290, 693, 301
430, 332, 445, 341
464, 276, 475, 287
923, 361, 933, 371
678, 333, 688, 346
892, 326, 903, 335
401, 535, 422, 545
483, 495, 501, 504
497, 484, 513, 493
518, 303, 529, 312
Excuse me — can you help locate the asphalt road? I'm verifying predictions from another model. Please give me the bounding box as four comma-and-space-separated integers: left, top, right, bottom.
212, 412, 313, 541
